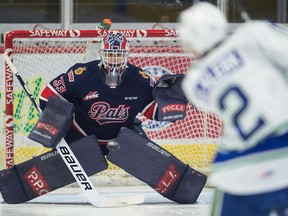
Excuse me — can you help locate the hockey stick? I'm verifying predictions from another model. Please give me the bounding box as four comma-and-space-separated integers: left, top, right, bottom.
3, 51, 144, 207
231, 0, 251, 22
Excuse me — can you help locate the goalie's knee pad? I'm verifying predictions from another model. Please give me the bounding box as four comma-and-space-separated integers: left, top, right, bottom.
107, 127, 207, 204
0, 135, 108, 204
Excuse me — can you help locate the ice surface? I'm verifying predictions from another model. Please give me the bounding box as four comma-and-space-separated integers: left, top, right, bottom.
0, 186, 213, 216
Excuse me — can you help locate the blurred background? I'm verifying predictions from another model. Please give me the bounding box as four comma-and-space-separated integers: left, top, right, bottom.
0, 0, 286, 23
0, 0, 287, 23
0, 0, 287, 45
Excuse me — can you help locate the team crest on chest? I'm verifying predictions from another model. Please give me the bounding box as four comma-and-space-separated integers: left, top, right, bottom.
88, 101, 131, 125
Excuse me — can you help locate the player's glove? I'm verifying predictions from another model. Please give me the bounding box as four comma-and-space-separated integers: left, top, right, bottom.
28, 96, 74, 148
153, 74, 188, 121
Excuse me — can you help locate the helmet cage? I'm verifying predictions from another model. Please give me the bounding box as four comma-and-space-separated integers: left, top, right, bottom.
100, 32, 129, 88
101, 49, 129, 72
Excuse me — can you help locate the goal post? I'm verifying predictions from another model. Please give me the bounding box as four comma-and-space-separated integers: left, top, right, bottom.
0, 29, 222, 185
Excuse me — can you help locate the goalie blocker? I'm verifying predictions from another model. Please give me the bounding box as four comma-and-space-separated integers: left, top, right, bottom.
107, 127, 207, 204
0, 135, 107, 204
28, 96, 74, 149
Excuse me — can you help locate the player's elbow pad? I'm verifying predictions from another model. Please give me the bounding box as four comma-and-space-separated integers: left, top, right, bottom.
28, 96, 74, 148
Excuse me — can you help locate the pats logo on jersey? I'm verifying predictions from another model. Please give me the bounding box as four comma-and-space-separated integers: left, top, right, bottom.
143, 66, 171, 86
88, 101, 131, 125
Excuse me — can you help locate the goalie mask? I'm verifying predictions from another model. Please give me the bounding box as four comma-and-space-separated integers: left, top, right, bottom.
100, 32, 129, 88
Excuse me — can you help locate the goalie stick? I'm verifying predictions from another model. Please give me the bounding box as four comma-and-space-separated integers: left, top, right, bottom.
2, 51, 144, 207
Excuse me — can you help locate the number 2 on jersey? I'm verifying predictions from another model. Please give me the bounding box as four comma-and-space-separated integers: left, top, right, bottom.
218, 86, 266, 141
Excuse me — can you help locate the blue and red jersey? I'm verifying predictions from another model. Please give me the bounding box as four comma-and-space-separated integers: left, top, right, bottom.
40, 60, 157, 143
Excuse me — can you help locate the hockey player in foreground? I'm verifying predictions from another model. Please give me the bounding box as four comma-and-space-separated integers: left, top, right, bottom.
178, 2, 288, 216
0, 31, 207, 204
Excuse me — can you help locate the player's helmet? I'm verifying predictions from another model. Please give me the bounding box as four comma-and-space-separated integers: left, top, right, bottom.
100, 32, 129, 88
178, 2, 228, 56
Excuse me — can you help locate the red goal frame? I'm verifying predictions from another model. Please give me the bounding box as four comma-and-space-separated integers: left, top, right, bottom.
3, 29, 222, 171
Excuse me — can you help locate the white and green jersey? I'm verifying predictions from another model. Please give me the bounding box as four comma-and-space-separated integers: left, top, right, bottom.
182, 21, 288, 195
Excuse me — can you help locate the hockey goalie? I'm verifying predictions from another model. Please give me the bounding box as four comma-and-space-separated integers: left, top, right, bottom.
0, 32, 207, 204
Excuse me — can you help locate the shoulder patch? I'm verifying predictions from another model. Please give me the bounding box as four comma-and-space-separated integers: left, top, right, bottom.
74, 67, 86, 75
67, 70, 74, 82
139, 71, 149, 79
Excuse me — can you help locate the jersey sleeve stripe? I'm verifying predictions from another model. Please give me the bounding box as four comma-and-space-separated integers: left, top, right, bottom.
40, 84, 67, 101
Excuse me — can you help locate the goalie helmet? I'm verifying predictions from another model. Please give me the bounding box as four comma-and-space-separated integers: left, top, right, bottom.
177, 2, 228, 56
100, 32, 129, 88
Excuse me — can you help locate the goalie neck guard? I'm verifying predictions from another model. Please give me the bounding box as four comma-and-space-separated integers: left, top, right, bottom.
100, 32, 129, 88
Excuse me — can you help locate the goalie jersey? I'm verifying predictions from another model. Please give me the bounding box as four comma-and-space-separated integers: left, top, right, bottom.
182, 21, 288, 194
40, 61, 157, 144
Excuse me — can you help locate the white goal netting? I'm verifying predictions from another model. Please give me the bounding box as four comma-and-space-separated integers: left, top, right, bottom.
0, 29, 222, 185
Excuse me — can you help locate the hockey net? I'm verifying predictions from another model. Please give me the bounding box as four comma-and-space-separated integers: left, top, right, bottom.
0, 29, 222, 186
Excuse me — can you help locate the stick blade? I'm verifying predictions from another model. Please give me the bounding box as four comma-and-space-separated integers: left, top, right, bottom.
93, 195, 145, 207
86, 190, 144, 207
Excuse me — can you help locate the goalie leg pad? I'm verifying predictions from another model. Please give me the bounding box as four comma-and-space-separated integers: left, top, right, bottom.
107, 127, 207, 204
0, 135, 108, 204
172, 165, 207, 204
0, 166, 28, 204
